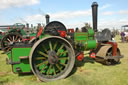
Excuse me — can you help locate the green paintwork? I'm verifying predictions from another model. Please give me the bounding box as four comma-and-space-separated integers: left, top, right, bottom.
0, 29, 6, 40
6, 26, 97, 74
19, 29, 27, 35
0, 34, 3, 40
39, 34, 50, 39
29, 33, 36, 37
7, 51, 11, 60
75, 32, 88, 42
8, 28, 26, 36
88, 28, 94, 36
74, 29, 96, 51
11, 47, 31, 73
86, 40, 97, 50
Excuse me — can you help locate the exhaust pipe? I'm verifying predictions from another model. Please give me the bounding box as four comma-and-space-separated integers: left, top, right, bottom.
26, 23, 29, 29
92, 2, 98, 32
45, 14, 50, 25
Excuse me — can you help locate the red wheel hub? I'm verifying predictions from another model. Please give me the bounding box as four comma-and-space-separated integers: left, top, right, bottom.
77, 52, 84, 61
90, 52, 96, 58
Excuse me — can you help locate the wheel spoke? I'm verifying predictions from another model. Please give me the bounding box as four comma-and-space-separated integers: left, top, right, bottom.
35, 57, 46, 60
49, 41, 52, 51
4, 46, 9, 49
57, 45, 64, 55
47, 65, 52, 75
40, 63, 48, 73
16, 38, 20, 42
53, 66, 56, 75
9, 36, 12, 41
53, 41, 58, 50
37, 51, 48, 57
36, 60, 48, 67
7, 38, 11, 42
59, 62, 66, 66
18, 39, 21, 42
6, 47, 11, 52
14, 35, 18, 42
42, 45, 48, 53
59, 50, 68, 56
13, 36, 15, 42
56, 64, 61, 71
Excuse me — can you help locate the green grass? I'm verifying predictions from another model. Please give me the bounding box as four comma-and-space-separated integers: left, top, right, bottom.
0, 35, 128, 85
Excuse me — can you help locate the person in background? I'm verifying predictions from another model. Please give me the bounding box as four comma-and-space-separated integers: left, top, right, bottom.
111, 32, 115, 42
120, 31, 125, 42
124, 31, 128, 42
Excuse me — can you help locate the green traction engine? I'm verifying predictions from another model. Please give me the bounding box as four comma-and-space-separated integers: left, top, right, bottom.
5, 2, 123, 82
1, 23, 36, 51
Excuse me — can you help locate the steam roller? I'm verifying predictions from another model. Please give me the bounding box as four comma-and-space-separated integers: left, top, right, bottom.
3, 2, 123, 82
91, 42, 122, 65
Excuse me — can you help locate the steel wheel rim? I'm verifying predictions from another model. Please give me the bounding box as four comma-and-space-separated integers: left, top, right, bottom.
29, 36, 75, 81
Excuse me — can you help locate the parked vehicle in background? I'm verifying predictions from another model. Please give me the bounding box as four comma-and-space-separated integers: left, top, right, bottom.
121, 25, 128, 42
0, 23, 37, 51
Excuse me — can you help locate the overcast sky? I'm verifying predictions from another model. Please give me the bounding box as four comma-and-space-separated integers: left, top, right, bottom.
0, 0, 128, 30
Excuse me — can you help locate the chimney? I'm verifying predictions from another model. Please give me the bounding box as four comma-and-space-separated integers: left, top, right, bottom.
26, 23, 29, 29
45, 14, 50, 25
91, 2, 98, 32
31, 24, 33, 28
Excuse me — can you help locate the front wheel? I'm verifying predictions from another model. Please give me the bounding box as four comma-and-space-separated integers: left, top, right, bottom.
105, 48, 121, 65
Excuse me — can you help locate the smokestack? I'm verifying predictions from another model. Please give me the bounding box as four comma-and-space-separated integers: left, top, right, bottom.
45, 14, 50, 25
26, 23, 29, 29
92, 2, 98, 32
31, 24, 33, 28
37, 23, 41, 28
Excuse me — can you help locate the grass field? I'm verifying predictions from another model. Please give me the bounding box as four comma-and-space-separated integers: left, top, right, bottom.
0, 35, 128, 85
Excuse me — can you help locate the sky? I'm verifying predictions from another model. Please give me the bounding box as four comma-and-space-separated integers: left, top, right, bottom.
0, 0, 128, 30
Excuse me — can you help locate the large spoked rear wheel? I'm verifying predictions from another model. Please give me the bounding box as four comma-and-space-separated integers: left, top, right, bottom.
1, 33, 23, 52
29, 36, 75, 82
